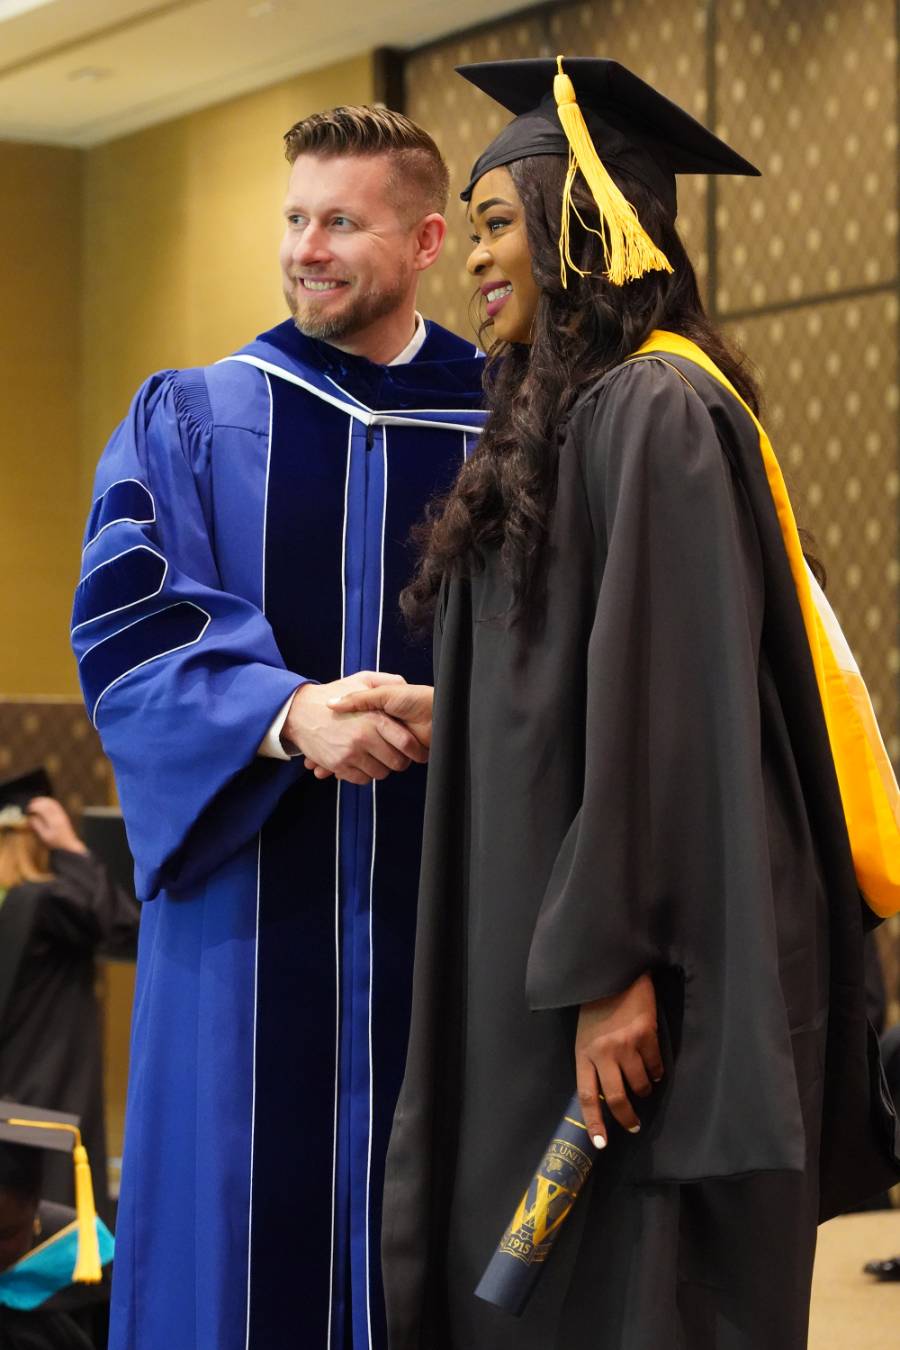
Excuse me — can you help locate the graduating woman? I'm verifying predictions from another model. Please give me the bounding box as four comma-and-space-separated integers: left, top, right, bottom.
329, 58, 900, 1350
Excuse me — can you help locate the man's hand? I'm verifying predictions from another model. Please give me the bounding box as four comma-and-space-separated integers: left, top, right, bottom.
327, 683, 434, 750
575, 971, 662, 1150
26, 797, 88, 855
282, 672, 428, 787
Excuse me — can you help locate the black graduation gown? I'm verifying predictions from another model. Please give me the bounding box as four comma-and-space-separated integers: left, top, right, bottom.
0, 852, 140, 1220
381, 355, 900, 1349
0, 1306, 94, 1350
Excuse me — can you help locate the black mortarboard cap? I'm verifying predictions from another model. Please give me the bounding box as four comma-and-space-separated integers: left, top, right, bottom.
0, 1102, 102, 1283
0, 1102, 81, 1153
0, 767, 53, 813
458, 57, 760, 223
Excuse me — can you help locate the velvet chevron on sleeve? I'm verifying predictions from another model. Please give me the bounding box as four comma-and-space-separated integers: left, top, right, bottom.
72, 367, 305, 901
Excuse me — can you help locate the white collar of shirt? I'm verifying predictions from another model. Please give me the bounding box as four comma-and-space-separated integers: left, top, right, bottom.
388, 313, 426, 366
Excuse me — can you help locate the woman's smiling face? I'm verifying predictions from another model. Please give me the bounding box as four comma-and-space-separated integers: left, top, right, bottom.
466, 166, 540, 345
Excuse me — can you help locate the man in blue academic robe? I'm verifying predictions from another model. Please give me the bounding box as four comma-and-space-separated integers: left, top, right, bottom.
71, 106, 485, 1350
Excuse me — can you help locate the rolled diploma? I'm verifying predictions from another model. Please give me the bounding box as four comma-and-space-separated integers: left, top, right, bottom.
474, 1092, 592, 1316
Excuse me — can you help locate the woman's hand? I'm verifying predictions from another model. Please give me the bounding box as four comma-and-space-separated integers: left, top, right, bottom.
302, 683, 434, 781
26, 797, 88, 855
575, 971, 662, 1149
327, 684, 433, 749
284, 671, 425, 785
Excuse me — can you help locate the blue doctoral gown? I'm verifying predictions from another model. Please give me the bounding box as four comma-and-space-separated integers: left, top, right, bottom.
71, 319, 485, 1350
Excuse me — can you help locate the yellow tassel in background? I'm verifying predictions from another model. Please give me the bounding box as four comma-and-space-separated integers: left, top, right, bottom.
71, 1140, 103, 1284
553, 56, 673, 288
5, 1117, 103, 1284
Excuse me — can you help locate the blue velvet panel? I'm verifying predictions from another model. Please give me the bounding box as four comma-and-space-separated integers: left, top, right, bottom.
79, 601, 209, 721
84, 478, 155, 547
72, 546, 167, 631
249, 377, 348, 1347
246, 319, 485, 416
360, 421, 469, 1344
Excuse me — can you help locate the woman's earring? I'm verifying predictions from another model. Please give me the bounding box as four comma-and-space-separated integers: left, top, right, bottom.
33, 1215, 43, 1238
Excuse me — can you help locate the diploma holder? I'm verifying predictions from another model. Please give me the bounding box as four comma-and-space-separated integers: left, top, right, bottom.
474, 1092, 592, 1316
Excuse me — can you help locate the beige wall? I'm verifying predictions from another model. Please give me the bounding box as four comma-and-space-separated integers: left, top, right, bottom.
0, 143, 84, 696
0, 53, 375, 698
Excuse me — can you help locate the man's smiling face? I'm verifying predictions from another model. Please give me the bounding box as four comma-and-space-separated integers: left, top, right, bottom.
280, 152, 418, 348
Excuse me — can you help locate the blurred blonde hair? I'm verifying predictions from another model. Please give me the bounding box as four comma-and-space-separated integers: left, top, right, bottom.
0, 824, 51, 889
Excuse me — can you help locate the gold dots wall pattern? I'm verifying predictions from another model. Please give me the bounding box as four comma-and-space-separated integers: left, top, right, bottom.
0, 700, 113, 821
715, 0, 896, 313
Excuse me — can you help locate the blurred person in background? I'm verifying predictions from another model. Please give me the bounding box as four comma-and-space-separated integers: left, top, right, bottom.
0, 1105, 115, 1350
0, 770, 139, 1224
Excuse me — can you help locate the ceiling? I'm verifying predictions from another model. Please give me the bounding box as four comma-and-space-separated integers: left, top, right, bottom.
0, 0, 539, 147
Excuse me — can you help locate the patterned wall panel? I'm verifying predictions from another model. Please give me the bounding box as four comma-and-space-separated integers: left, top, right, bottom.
715, 0, 898, 313
0, 698, 113, 821
724, 292, 900, 760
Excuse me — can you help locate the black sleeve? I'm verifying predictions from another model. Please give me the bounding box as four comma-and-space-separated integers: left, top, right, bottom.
36, 850, 141, 954
526, 359, 769, 1010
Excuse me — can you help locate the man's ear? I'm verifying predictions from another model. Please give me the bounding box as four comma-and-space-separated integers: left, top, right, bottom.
412, 213, 447, 273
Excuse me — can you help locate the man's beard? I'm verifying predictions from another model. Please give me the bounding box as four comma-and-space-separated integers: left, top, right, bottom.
285, 267, 410, 344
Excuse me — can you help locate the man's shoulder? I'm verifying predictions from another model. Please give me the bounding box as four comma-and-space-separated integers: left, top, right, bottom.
174, 333, 297, 436
125, 351, 270, 431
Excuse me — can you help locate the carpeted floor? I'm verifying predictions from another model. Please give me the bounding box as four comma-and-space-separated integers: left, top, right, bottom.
810, 1211, 899, 1348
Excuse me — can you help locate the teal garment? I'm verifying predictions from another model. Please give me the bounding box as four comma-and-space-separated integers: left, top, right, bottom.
0, 1219, 114, 1311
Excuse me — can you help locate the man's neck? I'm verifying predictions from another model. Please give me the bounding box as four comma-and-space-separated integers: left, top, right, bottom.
326, 304, 420, 366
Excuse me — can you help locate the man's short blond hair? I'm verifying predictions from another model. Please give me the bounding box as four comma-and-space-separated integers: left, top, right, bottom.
283, 105, 450, 222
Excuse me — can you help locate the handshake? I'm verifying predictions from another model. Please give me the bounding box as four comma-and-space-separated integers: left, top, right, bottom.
281, 671, 434, 787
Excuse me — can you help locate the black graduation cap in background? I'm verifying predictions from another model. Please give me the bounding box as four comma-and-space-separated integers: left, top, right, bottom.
458, 56, 760, 286
0, 767, 53, 814
0, 1100, 102, 1284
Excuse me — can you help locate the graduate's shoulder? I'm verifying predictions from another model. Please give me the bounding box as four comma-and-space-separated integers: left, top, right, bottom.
566, 353, 731, 473
571, 350, 713, 425
573, 348, 756, 443
562, 353, 747, 520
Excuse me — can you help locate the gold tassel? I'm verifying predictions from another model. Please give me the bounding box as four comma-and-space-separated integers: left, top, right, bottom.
553, 55, 673, 287
71, 1140, 103, 1284
5, 1119, 103, 1284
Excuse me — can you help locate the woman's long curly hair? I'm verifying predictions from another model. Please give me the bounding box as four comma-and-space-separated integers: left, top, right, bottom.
401, 154, 765, 633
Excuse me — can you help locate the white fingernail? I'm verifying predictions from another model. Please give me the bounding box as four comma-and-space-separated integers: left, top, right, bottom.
592, 1134, 606, 1150
628, 1125, 641, 1135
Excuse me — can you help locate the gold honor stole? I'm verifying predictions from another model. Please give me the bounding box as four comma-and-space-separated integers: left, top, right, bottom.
629, 330, 900, 919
